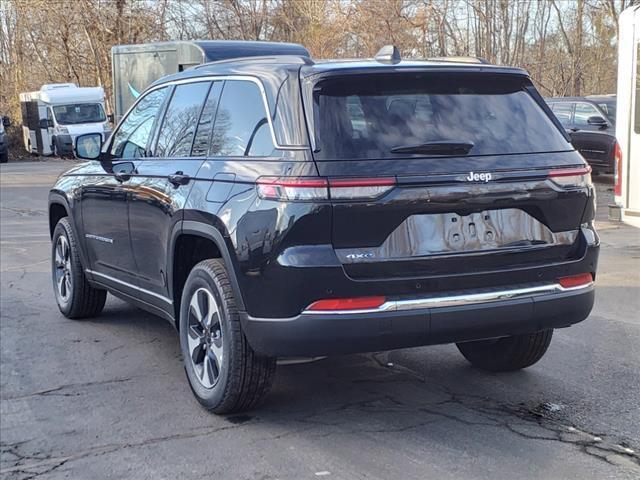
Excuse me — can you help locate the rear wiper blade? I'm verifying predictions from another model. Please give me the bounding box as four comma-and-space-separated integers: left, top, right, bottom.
390, 141, 474, 155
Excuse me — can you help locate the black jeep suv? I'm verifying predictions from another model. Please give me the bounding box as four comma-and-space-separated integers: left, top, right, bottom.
49, 49, 599, 413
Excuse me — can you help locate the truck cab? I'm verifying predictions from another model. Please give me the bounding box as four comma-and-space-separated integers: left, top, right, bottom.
19, 84, 111, 157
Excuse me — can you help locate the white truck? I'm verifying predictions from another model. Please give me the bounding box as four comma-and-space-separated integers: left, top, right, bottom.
19, 83, 111, 156
614, 5, 640, 226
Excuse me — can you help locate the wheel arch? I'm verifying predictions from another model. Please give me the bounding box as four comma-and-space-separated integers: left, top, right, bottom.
168, 220, 246, 327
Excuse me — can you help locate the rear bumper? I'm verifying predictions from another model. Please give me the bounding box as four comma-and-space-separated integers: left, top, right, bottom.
241, 282, 595, 356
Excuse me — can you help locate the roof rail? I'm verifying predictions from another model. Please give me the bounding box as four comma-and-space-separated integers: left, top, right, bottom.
427, 56, 491, 64
194, 54, 314, 70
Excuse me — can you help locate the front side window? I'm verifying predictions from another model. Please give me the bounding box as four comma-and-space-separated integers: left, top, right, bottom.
155, 81, 211, 157
595, 100, 616, 123
574, 102, 602, 127
313, 74, 572, 160
110, 87, 168, 159
211, 80, 276, 157
53, 103, 106, 125
551, 102, 573, 127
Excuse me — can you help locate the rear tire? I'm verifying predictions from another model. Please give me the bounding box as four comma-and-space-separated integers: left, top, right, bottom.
456, 330, 553, 372
51, 217, 107, 319
179, 259, 276, 414
0, 151, 7, 163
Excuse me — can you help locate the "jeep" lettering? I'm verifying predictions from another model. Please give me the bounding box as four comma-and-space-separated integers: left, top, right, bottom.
466, 171, 492, 182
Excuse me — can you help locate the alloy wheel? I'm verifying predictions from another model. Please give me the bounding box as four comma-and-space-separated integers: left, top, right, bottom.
187, 287, 224, 389
54, 235, 72, 302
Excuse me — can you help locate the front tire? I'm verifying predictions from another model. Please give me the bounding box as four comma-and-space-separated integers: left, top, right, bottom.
51, 217, 107, 319
456, 330, 553, 372
179, 259, 276, 414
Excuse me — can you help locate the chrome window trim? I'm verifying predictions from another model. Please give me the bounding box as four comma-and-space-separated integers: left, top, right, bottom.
113, 75, 308, 153
86, 269, 173, 305
302, 281, 594, 315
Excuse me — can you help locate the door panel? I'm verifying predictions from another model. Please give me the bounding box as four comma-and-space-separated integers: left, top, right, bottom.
82, 86, 170, 289
80, 161, 139, 286
128, 159, 203, 296
127, 81, 215, 297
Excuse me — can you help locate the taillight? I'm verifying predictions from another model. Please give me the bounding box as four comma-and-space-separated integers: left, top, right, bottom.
548, 166, 592, 188
256, 177, 396, 201
307, 296, 387, 311
329, 177, 395, 200
558, 273, 594, 289
614, 141, 623, 197
256, 177, 328, 201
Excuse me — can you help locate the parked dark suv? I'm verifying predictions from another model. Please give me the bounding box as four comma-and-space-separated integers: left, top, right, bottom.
49, 48, 599, 413
546, 95, 617, 172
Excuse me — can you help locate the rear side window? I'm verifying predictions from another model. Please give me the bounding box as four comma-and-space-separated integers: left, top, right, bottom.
312, 74, 572, 160
156, 81, 210, 157
551, 102, 573, 127
191, 82, 223, 157
211, 80, 275, 157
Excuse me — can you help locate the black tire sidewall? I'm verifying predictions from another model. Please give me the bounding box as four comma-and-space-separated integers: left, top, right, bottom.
179, 264, 234, 409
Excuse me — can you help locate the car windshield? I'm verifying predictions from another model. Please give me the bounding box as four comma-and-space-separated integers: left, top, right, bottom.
52, 103, 106, 125
595, 99, 616, 123
312, 73, 572, 160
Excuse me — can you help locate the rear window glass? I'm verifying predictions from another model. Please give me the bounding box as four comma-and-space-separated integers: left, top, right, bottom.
312, 74, 572, 160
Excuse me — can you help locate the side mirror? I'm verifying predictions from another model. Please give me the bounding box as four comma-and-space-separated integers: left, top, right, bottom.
107, 113, 114, 124
587, 116, 607, 128
2, 116, 10, 127
75, 133, 103, 160
39, 118, 52, 129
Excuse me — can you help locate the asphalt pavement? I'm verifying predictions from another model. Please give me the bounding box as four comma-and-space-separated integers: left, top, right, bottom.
1, 160, 639, 479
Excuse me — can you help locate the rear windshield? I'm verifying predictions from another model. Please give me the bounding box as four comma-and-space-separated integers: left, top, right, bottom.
312, 73, 572, 160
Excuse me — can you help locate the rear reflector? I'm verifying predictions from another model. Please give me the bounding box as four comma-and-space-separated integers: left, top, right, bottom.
256, 176, 396, 201
548, 166, 592, 188
614, 141, 623, 197
558, 273, 593, 289
307, 296, 387, 311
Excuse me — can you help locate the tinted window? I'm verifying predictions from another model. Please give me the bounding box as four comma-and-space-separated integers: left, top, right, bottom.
111, 87, 168, 159
191, 82, 223, 157
595, 100, 616, 123
313, 74, 572, 160
156, 82, 210, 157
574, 102, 602, 126
211, 80, 275, 157
551, 102, 573, 127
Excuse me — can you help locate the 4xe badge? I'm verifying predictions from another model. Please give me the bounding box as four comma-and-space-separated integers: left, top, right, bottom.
466, 171, 492, 183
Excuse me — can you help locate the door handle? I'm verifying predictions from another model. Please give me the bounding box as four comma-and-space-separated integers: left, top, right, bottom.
168, 171, 190, 187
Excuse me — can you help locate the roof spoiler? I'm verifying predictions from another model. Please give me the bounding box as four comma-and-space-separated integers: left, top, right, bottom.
428, 56, 491, 64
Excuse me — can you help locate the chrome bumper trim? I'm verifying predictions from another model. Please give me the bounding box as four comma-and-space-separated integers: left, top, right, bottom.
303, 282, 594, 315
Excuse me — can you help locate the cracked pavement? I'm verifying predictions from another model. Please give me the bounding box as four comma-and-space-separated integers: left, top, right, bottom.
1, 161, 639, 479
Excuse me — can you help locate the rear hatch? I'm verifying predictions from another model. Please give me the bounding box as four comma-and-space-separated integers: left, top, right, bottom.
307, 70, 592, 280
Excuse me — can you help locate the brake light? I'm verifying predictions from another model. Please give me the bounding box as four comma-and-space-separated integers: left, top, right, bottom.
614, 141, 623, 197
307, 296, 387, 311
548, 166, 592, 188
256, 177, 396, 201
558, 273, 593, 289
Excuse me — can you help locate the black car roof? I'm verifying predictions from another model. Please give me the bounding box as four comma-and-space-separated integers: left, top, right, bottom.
150, 55, 530, 89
